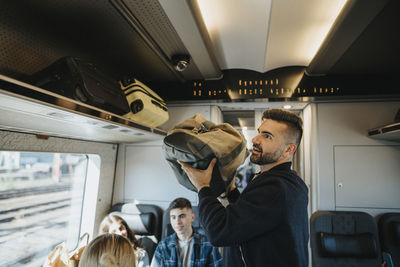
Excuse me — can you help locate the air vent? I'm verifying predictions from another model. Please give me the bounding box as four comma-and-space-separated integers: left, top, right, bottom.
102, 125, 119, 130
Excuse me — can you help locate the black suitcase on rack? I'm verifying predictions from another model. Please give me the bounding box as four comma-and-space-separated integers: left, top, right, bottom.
30, 57, 130, 115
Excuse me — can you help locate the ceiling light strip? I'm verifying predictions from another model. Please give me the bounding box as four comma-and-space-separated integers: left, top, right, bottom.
307, 0, 389, 75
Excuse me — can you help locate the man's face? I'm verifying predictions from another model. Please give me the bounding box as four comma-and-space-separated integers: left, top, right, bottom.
250, 119, 288, 165
170, 207, 194, 237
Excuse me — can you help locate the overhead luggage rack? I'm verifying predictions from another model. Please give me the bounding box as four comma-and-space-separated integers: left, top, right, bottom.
368, 122, 400, 142
0, 74, 167, 143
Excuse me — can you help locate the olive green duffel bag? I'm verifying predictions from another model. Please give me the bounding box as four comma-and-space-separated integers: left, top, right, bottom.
163, 114, 247, 197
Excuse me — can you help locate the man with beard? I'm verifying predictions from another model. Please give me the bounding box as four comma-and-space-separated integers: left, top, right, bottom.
178, 109, 309, 267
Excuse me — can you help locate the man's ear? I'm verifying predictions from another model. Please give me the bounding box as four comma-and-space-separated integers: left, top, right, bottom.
191, 212, 195, 222
284, 143, 297, 158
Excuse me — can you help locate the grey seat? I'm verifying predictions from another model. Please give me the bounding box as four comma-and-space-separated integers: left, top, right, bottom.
378, 213, 400, 266
310, 210, 382, 267
110, 202, 163, 260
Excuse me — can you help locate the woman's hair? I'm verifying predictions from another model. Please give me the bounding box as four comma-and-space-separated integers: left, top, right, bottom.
79, 233, 135, 267
99, 214, 142, 250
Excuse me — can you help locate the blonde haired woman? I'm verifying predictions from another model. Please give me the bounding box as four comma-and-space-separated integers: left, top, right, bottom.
79, 233, 135, 267
99, 214, 149, 267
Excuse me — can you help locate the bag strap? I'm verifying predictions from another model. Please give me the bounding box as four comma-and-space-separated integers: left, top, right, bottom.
69, 233, 90, 261
218, 139, 247, 166
79, 233, 89, 245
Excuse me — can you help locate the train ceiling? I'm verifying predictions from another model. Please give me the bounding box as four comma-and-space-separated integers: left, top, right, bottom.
0, 0, 399, 102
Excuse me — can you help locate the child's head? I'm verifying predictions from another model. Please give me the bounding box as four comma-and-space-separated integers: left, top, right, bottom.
79, 233, 135, 267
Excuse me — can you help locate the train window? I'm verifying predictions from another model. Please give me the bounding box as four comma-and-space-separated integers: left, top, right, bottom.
0, 151, 88, 266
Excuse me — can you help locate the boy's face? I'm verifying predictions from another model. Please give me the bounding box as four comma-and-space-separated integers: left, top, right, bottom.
170, 207, 194, 237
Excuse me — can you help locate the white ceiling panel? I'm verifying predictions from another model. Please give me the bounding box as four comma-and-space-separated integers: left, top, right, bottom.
264, 0, 348, 72
197, 0, 272, 72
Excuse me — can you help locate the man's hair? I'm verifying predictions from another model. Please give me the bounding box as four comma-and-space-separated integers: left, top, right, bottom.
262, 109, 303, 146
168, 197, 192, 211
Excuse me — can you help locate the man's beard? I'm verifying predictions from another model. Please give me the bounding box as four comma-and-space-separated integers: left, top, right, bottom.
250, 144, 285, 165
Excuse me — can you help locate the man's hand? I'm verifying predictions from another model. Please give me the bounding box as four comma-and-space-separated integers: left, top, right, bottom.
178, 158, 217, 191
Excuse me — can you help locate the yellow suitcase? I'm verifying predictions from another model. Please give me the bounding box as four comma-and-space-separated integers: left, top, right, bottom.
121, 79, 168, 128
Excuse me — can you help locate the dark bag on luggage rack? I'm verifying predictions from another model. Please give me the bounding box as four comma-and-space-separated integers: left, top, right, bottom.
163, 114, 247, 197
29, 57, 130, 115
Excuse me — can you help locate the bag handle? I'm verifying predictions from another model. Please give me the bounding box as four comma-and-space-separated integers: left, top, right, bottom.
192, 120, 215, 134
79, 233, 89, 245
202, 120, 215, 130
218, 139, 247, 166
69, 233, 90, 261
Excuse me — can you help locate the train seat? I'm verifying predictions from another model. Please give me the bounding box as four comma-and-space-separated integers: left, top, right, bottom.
378, 213, 400, 266
161, 206, 205, 240
110, 202, 163, 260
310, 210, 382, 267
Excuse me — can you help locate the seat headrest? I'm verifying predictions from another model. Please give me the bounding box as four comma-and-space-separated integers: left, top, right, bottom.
393, 222, 400, 245
111, 211, 155, 236
319, 232, 378, 258
110, 202, 163, 243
